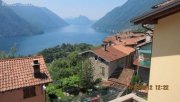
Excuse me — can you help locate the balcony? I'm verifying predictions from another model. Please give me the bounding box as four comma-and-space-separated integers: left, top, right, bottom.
139, 60, 151, 68
134, 49, 151, 68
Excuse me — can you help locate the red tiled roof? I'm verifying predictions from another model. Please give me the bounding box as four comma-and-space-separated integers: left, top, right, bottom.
92, 45, 135, 62
92, 46, 127, 62
0, 56, 52, 92
100, 80, 114, 87
103, 32, 145, 46
121, 37, 146, 45
112, 45, 135, 55
109, 68, 134, 86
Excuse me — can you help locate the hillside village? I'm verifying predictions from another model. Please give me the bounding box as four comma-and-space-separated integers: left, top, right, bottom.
0, 0, 179, 102
0, 31, 153, 102
80, 31, 152, 98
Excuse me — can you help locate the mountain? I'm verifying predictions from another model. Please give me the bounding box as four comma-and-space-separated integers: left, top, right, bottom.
65, 15, 93, 25
10, 3, 68, 30
92, 0, 166, 33
0, 2, 43, 37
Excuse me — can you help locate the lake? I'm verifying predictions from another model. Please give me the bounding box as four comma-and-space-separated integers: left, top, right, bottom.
0, 25, 110, 55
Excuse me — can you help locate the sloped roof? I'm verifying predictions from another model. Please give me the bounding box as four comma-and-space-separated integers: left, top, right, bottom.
131, 0, 180, 24
92, 46, 127, 62
92, 45, 135, 62
0, 56, 52, 92
103, 32, 145, 46
121, 37, 146, 46
112, 45, 135, 55
109, 68, 134, 86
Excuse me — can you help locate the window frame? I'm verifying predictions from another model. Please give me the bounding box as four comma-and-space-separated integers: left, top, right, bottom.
23, 86, 36, 99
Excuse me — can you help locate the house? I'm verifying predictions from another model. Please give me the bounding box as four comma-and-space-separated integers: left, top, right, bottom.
133, 41, 152, 83
0, 56, 52, 102
131, 0, 180, 101
81, 44, 135, 80
103, 32, 146, 48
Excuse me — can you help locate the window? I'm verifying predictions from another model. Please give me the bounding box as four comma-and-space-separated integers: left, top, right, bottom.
101, 67, 105, 76
23, 86, 36, 98
95, 56, 98, 60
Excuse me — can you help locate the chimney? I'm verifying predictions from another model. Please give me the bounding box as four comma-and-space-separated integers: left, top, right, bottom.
119, 37, 122, 42
32, 59, 40, 77
115, 35, 118, 40
109, 41, 112, 46
103, 44, 107, 51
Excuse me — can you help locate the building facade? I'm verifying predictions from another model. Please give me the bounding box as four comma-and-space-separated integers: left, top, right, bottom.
0, 56, 52, 102
132, 1, 180, 101
81, 45, 135, 80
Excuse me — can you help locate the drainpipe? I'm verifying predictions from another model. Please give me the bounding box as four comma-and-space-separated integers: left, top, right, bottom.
142, 23, 153, 69
136, 47, 140, 75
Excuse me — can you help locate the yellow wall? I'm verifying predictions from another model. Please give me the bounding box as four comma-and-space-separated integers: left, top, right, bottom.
148, 12, 180, 102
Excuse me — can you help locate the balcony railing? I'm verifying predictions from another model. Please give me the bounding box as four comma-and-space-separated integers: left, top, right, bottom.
139, 60, 151, 68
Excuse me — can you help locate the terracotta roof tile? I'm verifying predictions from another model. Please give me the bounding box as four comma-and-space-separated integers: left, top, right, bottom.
109, 68, 134, 86
0, 56, 52, 92
112, 45, 135, 55
92, 45, 135, 62
103, 32, 146, 46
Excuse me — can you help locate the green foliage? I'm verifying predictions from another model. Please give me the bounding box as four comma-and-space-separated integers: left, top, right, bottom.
9, 44, 17, 58
79, 59, 94, 89
46, 84, 57, 95
92, 0, 164, 33
94, 78, 102, 85
0, 44, 17, 59
67, 51, 79, 67
131, 74, 140, 85
43, 43, 96, 101
61, 75, 80, 89
51, 59, 69, 68
0, 51, 8, 59
39, 43, 93, 63
48, 58, 80, 82
46, 84, 64, 98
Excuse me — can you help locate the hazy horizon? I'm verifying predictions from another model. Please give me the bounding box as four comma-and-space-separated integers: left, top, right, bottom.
3, 0, 128, 20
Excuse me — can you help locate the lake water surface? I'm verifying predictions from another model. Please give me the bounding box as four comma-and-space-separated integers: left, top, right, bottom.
0, 25, 110, 55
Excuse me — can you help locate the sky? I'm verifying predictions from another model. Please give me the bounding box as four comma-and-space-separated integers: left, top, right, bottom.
3, 0, 128, 20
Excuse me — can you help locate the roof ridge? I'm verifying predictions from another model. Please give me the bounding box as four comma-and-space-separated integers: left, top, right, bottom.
0, 55, 43, 62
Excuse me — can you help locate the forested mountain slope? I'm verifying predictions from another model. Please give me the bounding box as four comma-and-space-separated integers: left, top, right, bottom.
92, 0, 165, 33
0, 2, 43, 37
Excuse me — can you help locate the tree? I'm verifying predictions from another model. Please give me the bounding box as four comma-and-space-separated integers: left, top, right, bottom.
0, 51, 7, 59
9, 44, 17, 58
67, 51, 79, 67
0, 44, 17, 59
79, 59, 94, 89
61, 75, 80, 89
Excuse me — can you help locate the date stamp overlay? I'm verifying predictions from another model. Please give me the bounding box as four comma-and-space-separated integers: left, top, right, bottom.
128, 84, 169, 90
